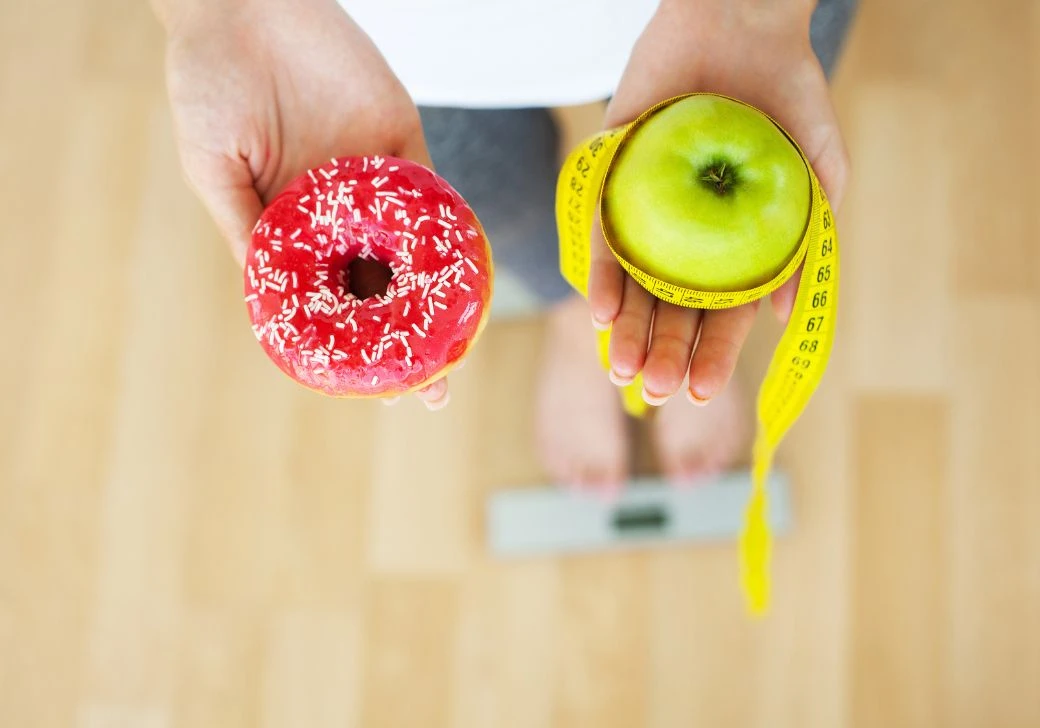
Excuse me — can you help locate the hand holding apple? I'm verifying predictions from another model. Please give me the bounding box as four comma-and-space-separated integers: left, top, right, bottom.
588, 0, 850, 407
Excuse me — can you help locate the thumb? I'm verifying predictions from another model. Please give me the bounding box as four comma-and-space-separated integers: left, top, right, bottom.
396, 127, 436, 171
769, 73, 849, 322
780, 69, 851, 215
182, 152, 263, 268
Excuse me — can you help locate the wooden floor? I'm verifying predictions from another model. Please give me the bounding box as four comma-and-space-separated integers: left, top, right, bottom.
2, 1, 1038, 726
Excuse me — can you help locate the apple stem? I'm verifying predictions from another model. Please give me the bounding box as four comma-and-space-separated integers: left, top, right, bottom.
699, 161, 737, 196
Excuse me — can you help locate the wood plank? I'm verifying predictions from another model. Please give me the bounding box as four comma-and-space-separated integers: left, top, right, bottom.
365, 363, 485, 575
259, 611, 362, 728
946, 2, 1038, 295
841, 86, 953, 392
452, 561, 560, 728
359, 578, 459, 727
555, 554, 652, 727
173, 609, 264, 728
77, 101, 215, 721
945, 299, 1040, 728
1, 0, 1039, 724
850, 396, 949, 728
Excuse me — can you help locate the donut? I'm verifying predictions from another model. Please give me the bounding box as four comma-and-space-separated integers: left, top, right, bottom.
245, 156, 493, 397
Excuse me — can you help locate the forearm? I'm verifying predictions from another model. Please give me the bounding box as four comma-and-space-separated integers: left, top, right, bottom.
150, 0, 234, 33
607, 0, 821, 126
151, 0, 344, 35
656, 0, 815, 37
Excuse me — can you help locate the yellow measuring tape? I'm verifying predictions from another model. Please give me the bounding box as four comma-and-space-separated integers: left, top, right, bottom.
555, 93, 839, 615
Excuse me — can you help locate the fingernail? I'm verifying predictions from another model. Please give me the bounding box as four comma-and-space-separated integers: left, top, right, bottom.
609, 370, 634, 387
686, 390, 710, 407
424, 391, 451, 411
381, 396, 400, 406
592, 314, 610, 331
642, 387, 669, 406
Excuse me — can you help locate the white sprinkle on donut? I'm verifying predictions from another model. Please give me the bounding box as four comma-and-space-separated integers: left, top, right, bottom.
245, 155, 490, 398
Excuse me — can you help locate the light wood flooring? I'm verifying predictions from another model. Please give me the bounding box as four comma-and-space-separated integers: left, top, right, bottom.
1, 0, 1038, 726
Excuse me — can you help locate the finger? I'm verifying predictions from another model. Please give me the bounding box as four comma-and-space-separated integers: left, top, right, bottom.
769, 263, 803, 325
198, 181, 263, 268
181, 153, 263, 268
587, 210, 625, 330
687, 302, 758, 405
607, 274, 655, 384
641, 303, 701, 405
415, 376, 450, 410
768, 79, 845, 326
769, 82, 847, 324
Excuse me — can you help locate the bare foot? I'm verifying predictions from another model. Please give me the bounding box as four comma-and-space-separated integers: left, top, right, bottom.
652, 376, 752, 485
536, 295, 628, 497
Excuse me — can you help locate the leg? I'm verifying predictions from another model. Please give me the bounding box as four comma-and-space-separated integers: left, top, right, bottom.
419, 107, 572, 307
421, 106, 628, 492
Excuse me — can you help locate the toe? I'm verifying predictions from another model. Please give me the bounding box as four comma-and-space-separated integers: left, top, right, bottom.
674, 451, 711, 486
652, 376, 752, 489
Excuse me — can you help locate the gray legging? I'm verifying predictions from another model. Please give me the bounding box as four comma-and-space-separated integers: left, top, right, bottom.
420, 0, 857, 310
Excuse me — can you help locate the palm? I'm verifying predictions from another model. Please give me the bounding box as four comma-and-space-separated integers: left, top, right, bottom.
165, 0, 426, 264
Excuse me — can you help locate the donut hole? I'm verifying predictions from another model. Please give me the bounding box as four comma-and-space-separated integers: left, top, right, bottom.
345, 258, 393, 299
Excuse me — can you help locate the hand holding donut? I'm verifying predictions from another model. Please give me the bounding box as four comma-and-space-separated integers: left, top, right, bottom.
157, 0, 458, 409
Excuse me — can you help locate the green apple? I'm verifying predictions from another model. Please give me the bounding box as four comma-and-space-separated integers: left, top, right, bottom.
602, 95, 811, 292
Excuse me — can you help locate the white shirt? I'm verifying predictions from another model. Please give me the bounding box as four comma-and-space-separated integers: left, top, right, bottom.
342, 0, 659, 108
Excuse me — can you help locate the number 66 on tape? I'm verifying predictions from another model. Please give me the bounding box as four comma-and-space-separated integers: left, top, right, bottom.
555, 94, 839, 616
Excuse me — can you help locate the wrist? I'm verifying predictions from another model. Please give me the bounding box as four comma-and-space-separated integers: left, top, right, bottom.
657, 0, 815, 36
152, 0, 267, 38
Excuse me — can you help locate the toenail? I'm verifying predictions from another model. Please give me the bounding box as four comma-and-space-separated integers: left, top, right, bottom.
702, 467, 724, 481
672, 474, 706, 489
642, 387, 670, 406
686, 390, 710, 406
609, 369, 634, 386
